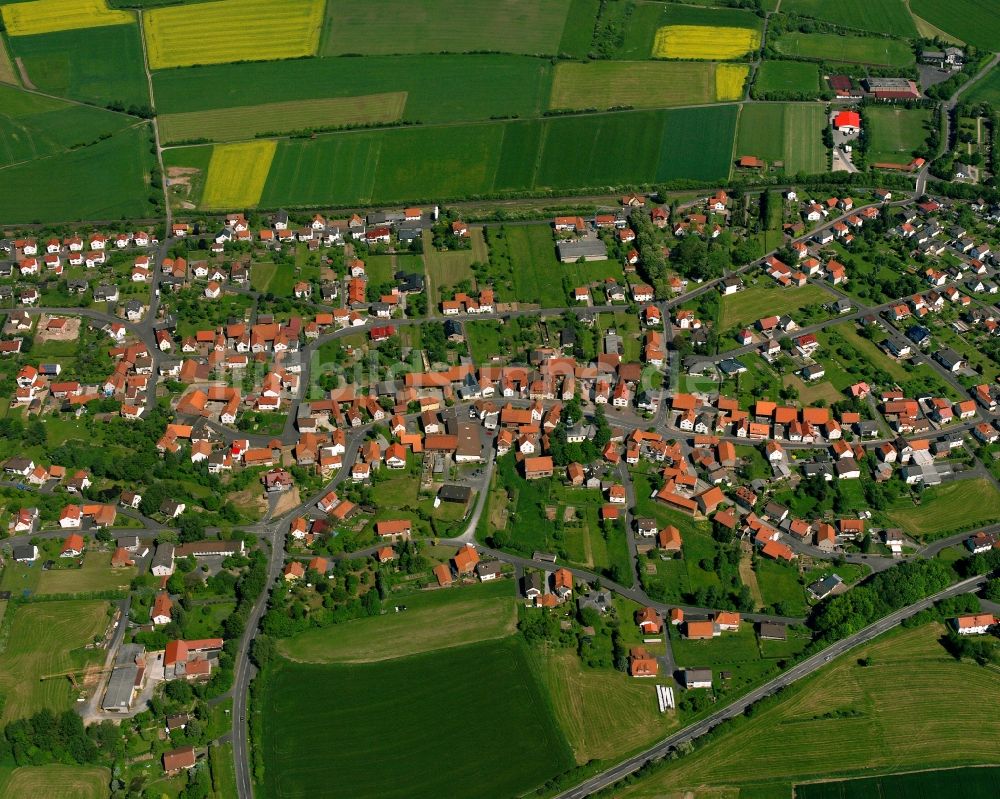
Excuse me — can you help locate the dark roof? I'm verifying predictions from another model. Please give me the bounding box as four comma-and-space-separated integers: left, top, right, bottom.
438, 484, 472, 503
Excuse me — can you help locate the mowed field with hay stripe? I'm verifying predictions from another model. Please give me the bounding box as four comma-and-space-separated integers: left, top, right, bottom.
1, 0, 132, 36
0, 765, 110, 799
159, 92, 408, 144
201, 140, 276, 209
0, 37, 17, 85
549, 61, 719, 110
144, 0, 323, 69
653, 24, 760, 59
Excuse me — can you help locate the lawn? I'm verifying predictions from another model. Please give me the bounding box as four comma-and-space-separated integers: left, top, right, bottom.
159, 93, 407, 144
0, 600, 108, 723
866, 106, 932, 163
618, 623, 1000, 798
201, 140, 276, 209
259, 638, 574, 799
886, 478, 1000, 539
35, 551, 135, 596
797, 766, 1000, 799
276, 580, 518, 663
549, 61, 719, 110
754, 556, 806, 615
0, 765, 110, 799
0, 0, 132, 36
773, 32, 914, 66
833, 323, 910, 381
320, 0, 571, 56
424, 227, 486, 297
778, 0, 916, 36
754, 60, 820, 96
909, 0, 1000, 49
736, 103, 829, 174
719, 284, 832, 330
145, 0, 323, 68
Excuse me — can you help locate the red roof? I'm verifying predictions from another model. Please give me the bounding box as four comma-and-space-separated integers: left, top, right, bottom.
834, 111, 861, 129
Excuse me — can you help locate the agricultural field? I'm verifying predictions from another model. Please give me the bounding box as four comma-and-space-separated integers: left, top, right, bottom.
886, 478, 1000, 539
0, 125, 155, 223
151, 55, 553, 126
144, 0, 324, 68
0, 0, 132, 37
549, 61, 721, 110
773, 32, 914, 66
966, 64, 1000, 106
716, 64, 749, 101
0, 765, 110, 799
159, 93, 407, 144
797, 766, 1000, 799
276, 580, 517, 664
320, 0, 572, 56
0, 600, 109, 723
910, 0, 1000, 49
736, 103, 829, 174
753, 60, 820, 96
0, 84, 133, 167
200, 140, 276, 209
35, 550, 136, 595
8, 23, 149, 109
0, 37, 17, 84
866, 106, 933, 163
259, 638, 574, 799
719, 284, 833, 329
558, 0, 599, 57
779, 0, 917, 36
653, 25, 760, 60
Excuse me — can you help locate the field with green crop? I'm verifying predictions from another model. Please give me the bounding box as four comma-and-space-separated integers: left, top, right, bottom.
320, 0, 572, 56
618, 624, 1000, 798
0, 83, 133, 167
720, 284, 833, 329
887, 478, 1000, 539
797, 766, 1000, 799
558, 0, 599, 57
151, 54, 552, 125
0, 600, 108, 723
0, 765, 110, 799
753, 60, 820, 95
910, 0, 1000, 49
8, 23, 149, 109
277, 580, 517, 663
967, 63, 1000, 107
867, 106, 932, 163
779, 0, 917, 36
259, 638, 573, 799
0, 125, 154, 222
736, 103, 828, 174
550, 61, 720, 110
774, 31, 914, 66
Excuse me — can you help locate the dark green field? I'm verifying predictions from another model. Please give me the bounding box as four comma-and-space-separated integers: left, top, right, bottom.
8, 24, 150, 109
795, 766, 1000, 799
967, 64, 1000, 107
910, 0, 1000, 49
754, 60, 820, 95
0, 125, 155, 222
558, 0, 600, 57
258, 638, 573, 799
151, 54, 553, 124
779, 0, 917, 36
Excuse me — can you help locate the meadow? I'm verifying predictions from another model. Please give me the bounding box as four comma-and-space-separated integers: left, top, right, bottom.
9, 24, 149, 109
618, 624, 1000, 798
151, 54, 553, 125
159, 93, 407, 144
0, 600, 108, 723
754, 60, 820, 95
967, 64, 1000, 108
653, 25, 760, 60
719, 284, 832, 329
320, 0, 572, 56
0, 84, 133, 167
910, 0, 1000, 49
797, 766, 1000, 799
201, 140, 276, 209
736, 102, 829, 174
0, 125, 154, 222
779, 0, 917, 36
549, 61, 719, 110
774, 32, 914, 66
144, 0, 324, 68
0, 765, 110, 799
1, 0, 132, 36
35, 550, 136, 595
276, 580, 518, 664
424, 227, 488, 295
886, 478, 1000, 539
866, 106, 933, 163
259, 638, 574, 799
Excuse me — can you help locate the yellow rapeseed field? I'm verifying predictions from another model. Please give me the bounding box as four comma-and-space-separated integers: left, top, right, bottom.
715, 64, 749, 101
144, 0, 323, 69
652, 25, 760, 60
201, 141, 276, 209
1, 0, 132, 36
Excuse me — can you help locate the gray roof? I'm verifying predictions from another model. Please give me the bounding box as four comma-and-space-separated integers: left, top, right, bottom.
151, 542, 175, 570
558, 239, 607, 261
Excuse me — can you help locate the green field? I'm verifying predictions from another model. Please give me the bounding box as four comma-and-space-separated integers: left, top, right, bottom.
719, 284, 832, 329
609, 1, 763, 59
0, 764, 110, 799
866, 106, 933, 163
276, 580, 518, 663
967, 64, 1000, 109
774, 32, 914, 66
0, 83, 132, 167
0, 600, 108, 722
259, 638, 574, 799
320, 0, 571, 56
753, 60, 820, 96
736, 102, 828, 174
8, 23, 149, 109
779, 0, 917, 35
798, 766, 1000, 799
910, 0, 1000, 49
558, 0, 599, 57
424, 227, 488, 296
550, 61, 720, 110
36, 550, 136, 595
618, 624, 1000, 798
0, 125, 154, 222
887, 478, 1000, 539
